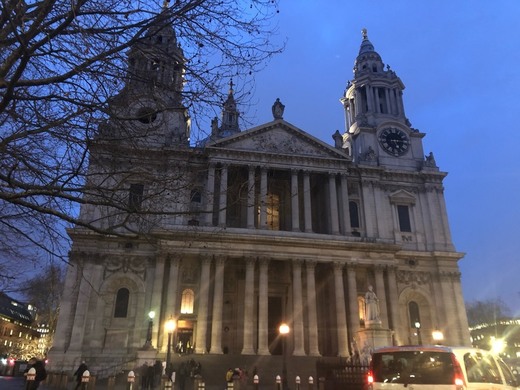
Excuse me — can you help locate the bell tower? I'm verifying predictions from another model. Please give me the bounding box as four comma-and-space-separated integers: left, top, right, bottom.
341, 29, 427, 170
103, 8, 191, 148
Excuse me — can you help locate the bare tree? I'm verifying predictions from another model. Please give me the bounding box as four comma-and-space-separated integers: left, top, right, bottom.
466, 298, 511, 327
0, 0, 282, 285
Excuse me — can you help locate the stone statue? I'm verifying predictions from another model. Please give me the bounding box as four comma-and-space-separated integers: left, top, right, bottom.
211, 117, 218, 135
272, 98, 285, 120
365, 285, 381, 323
424, 152, 437, 167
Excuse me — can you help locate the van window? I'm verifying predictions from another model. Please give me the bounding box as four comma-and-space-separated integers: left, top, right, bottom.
463, 352, 502, 384
371, 351, 455, 384
497, 358, 516, 386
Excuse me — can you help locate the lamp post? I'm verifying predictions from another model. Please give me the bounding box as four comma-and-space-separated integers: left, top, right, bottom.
165, 316, 176, 381
279, 323, 290, 390
145, 310, 156, 348
414, 321, 422, 345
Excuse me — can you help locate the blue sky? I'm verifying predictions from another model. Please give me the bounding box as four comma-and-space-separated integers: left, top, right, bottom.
247, 1, 520, 313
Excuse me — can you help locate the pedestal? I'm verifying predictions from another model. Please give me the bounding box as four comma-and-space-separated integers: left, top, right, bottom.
136, 348, 158, 367
355, 323, 393, 364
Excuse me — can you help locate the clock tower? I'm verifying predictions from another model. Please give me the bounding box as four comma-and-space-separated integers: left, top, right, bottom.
341, 29, 428, 171
102, 9, 191, 148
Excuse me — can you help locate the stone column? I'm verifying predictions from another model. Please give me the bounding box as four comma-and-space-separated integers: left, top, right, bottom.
195, 255, 212, 354
163, 256, 180, 352
210, 256, 225, 354
386, 266, 401, 344
328, 173, 340, 235
259, 167, 268, 229
303, 171, 312, 233
374, 87, 381, 113
218, 165, 228, 227
346, 263, 359, 335
292, 259, 306, 356
257, 257, 270, 355
365, 85, 373, 112
205, 163, 216, 226
339, 174, 351, 236
51, 257, 81, 352
384, 88, 391, 114
306, 261, 320, 356
291, 169, 300, 232
67, 261, 97, 352
242, 257, 256, 354
151, 255, 166, 349
374, 266, 389, 328
333, 262, 349, 357
452, 273, 471, 346
361, 179, 377, 237
247, 165, 256, 229
439, 271, 459, 346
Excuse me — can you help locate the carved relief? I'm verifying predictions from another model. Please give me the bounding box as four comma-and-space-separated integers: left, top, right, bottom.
396, 270, 431, 285
103, 256, 147, 280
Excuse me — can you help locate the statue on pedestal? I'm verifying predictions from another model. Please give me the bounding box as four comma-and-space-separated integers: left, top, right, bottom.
365, 285, 381, 323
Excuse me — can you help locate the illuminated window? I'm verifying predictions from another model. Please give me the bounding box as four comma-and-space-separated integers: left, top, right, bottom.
266, 193, 280, 230
181, 289, 194, 314
114, 288, 129, 318
358, 296, 365, 322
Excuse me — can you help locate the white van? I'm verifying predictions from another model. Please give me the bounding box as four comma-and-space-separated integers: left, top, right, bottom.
367, 345, 519, 389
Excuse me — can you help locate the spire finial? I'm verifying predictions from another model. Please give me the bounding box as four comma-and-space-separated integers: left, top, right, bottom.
229, 78, 234, 94
362, 28, 368, 40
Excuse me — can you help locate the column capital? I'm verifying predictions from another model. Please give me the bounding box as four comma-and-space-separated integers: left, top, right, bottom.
259, 256, 270, 266
305, 260, 317, 269
245, 256, 257, 266
215, 254, 227, 265
292, 258, 304, 267
333, 261, 345, 272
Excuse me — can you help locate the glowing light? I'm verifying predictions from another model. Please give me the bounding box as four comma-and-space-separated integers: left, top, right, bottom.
491, 337, 506, 354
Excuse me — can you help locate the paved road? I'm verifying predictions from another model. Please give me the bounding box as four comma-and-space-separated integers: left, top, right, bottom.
0, 376, 63, 389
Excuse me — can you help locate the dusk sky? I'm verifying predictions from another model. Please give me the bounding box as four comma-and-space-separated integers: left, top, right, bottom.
245, 2, 520, 313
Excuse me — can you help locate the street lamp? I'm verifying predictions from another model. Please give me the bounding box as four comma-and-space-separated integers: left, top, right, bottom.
165, 316, 176, 381
145, 310, 156, 348
414, 321, 422, 345
279, 323, 290, 390
432, 330, 444, 344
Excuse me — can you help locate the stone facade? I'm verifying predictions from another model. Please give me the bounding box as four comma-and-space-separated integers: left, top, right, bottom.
47, 20, 471, 378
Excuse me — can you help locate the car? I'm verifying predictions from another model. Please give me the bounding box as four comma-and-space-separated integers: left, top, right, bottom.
367, 345, 519, 389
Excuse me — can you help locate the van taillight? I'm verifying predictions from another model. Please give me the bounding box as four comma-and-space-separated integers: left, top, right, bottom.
451, 353, 466, 388
367, 372, 374, 384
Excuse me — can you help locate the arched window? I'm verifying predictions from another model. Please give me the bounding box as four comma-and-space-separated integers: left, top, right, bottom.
349, 201, 360, 229
408, 301, 420, 327
180, 289, 195, 314
114, 288, 129, 318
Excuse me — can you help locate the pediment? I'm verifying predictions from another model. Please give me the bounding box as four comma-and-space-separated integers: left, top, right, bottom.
389, 190, 416, 205
207, 120, 348, 159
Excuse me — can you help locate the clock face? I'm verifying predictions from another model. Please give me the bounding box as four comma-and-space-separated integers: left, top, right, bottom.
378, 127, 410, 156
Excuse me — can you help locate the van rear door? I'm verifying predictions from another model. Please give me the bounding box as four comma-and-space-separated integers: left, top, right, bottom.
370, 350, 457, 389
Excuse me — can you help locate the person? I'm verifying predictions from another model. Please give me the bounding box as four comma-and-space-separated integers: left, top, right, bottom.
25, 357, 47, 390
225, 367, 233, 386
365, 285, 381, 322
153, 360, 163, 389
74, 361, 88, 390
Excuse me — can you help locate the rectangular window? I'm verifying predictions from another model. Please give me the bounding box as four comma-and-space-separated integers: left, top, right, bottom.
397, 205, 412, 232
129, 184, 144, 211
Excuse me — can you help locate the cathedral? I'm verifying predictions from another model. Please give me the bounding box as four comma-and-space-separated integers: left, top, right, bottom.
48, 12, 470, 384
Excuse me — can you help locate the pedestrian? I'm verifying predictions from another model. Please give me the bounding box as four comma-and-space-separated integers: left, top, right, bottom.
153, 360, 163, 389
74, 361, 88, 390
